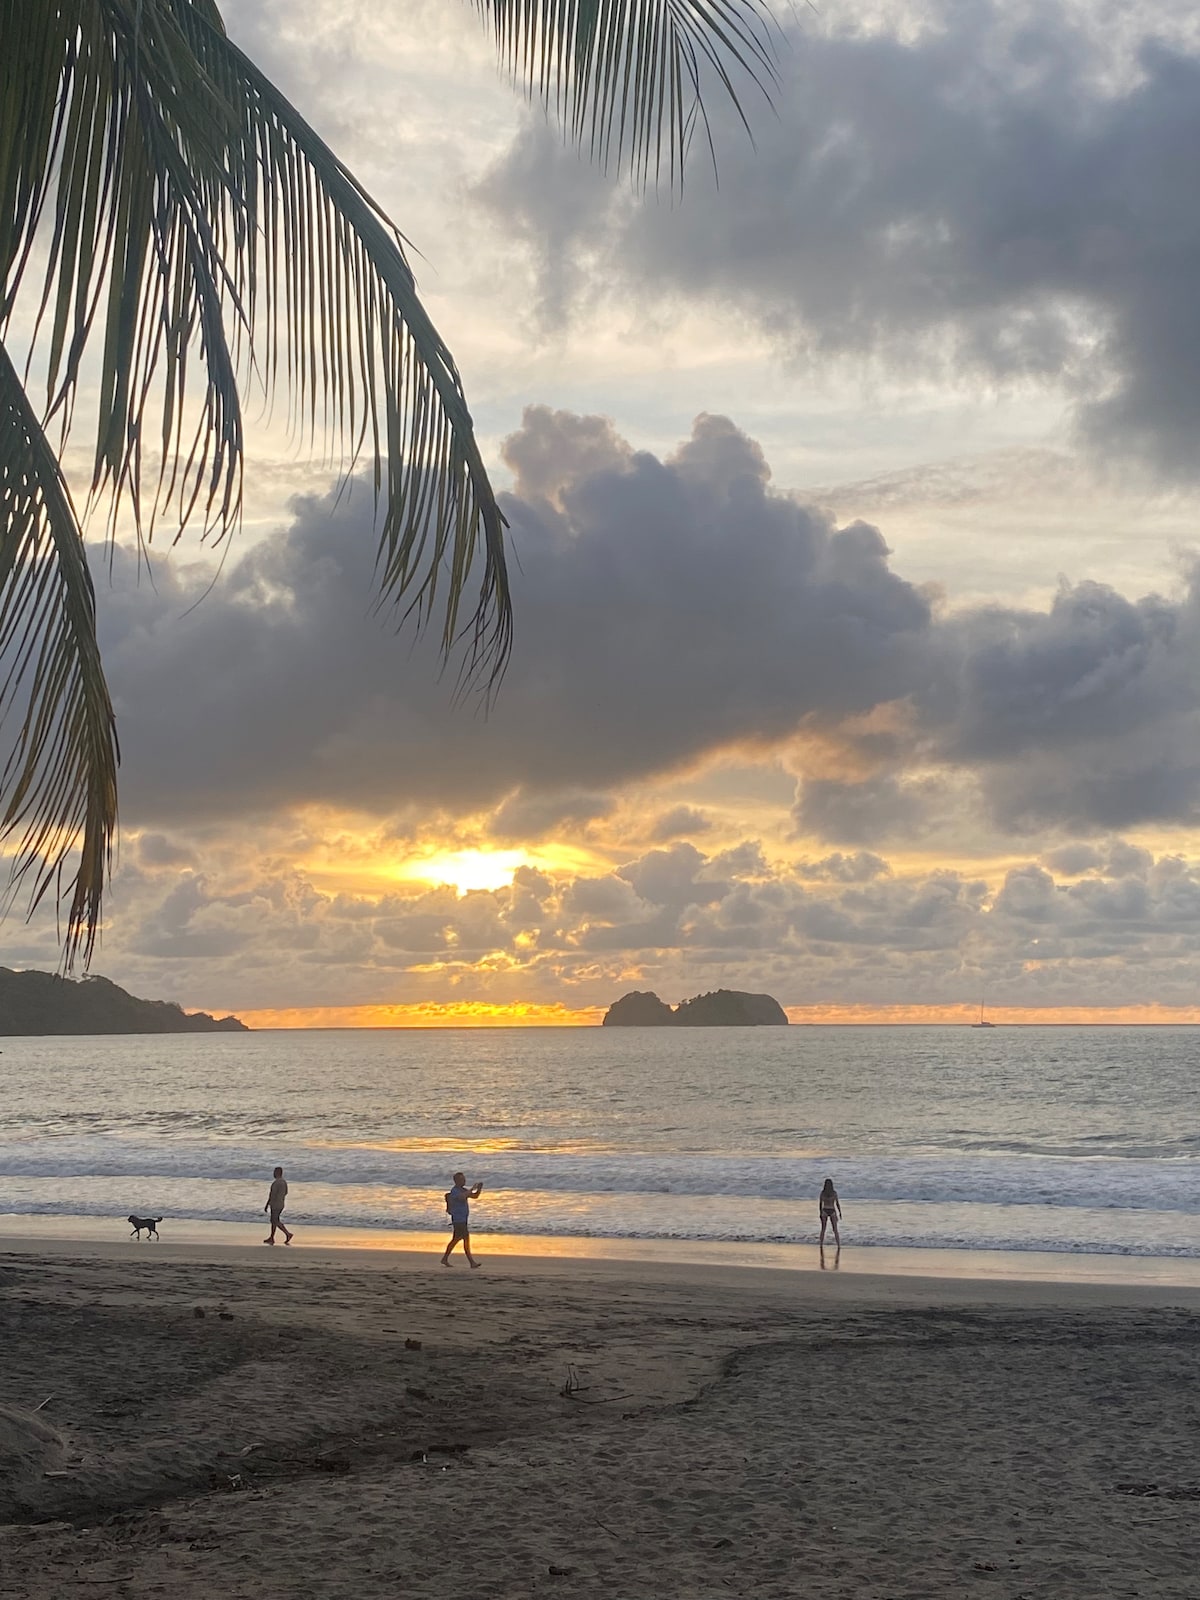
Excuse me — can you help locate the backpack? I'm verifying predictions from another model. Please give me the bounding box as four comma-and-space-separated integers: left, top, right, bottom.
445, 1190, 454, 1215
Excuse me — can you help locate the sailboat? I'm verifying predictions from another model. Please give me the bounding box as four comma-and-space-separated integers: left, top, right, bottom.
971, 997, 996, 1028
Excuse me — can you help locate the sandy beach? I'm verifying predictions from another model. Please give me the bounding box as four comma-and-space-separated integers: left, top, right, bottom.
2, 1239, 1199, 1599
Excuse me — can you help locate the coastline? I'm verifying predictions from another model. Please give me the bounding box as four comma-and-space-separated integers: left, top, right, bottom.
5, 1210, 1200, 1290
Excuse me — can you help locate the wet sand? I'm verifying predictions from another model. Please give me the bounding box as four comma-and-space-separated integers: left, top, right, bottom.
2, 1238, 1198, 1598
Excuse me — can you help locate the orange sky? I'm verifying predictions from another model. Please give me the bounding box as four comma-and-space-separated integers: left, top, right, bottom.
239, 1001, 1200, 1028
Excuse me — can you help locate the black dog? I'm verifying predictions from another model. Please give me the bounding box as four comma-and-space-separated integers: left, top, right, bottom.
128, 1214, 162, 1240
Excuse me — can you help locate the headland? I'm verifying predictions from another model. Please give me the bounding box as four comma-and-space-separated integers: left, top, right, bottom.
0, 968, 247, 1034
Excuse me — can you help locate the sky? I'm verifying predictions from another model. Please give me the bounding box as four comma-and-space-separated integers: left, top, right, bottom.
11, 0, 1200, 1025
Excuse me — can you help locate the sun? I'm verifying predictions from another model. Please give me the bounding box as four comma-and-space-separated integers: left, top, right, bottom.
389, 840, 607, 897
401, 849, 527, 895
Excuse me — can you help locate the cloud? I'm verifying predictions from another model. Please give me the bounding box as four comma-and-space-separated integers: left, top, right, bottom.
794, 775, 939, 845
918, 574, 1200, 833
617, 843, 721, 910
647, 805, 713, 842
39, 805, 1200, 1012
1040, 842, 1105, 876
1041, 838, 1154, 877
704, 842, 771, 881
795, 851, 892, 883
96, 407, 932, 827
136, 833, 198, 870
89, 401, 1200, 867
487, 790, 615, 842
478, 0, 1200, 477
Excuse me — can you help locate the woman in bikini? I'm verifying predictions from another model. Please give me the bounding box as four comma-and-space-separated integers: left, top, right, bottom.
819, 1177, 842, 1246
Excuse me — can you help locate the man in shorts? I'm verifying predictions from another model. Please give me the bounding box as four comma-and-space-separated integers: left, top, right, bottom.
264, 1166, 294, 1245
441, 1171, 483, 1268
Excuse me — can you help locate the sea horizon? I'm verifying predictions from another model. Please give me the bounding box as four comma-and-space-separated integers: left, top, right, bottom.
232, 1011, 1200, 1028
227, 1019, 1200, 1030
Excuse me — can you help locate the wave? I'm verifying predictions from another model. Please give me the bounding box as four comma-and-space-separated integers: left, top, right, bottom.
0, 1137, 1197, 1215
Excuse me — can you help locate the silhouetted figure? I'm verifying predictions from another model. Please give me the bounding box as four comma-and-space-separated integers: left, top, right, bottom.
819, 1177, 841, 1246
441, 1171, 483, 1268
264, 1166, 293, 1245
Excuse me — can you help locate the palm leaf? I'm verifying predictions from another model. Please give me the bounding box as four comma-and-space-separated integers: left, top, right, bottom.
0, 0, 516, 959
471, 0, 780, 189
2, 0, 511, 681
0, 337, 118, 967
0, 0, 772, 962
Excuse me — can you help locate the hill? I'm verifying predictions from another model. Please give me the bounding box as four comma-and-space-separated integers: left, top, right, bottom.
0, 968, 248, 1035
602, 988, 788, 1027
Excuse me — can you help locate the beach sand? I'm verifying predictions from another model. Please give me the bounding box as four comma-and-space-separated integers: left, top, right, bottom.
2, 1238, 1198, 1598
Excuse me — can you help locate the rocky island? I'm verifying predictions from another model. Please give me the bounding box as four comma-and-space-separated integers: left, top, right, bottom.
0, 968, 248, 1035
602, 989, 788, 1027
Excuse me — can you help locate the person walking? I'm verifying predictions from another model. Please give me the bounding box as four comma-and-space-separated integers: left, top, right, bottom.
441, 1171, 483, 1268
264, 1166, 294, 1245
818, 1176, 842, 1247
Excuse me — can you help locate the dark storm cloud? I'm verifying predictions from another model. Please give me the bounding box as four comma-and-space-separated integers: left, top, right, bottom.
915, 574, 1200, 834
97, 408, 931, 826
931, 583, 1198, 762
776, 564, 1200, 840
479, 0, 1200, 474
91, 403, 1200, 843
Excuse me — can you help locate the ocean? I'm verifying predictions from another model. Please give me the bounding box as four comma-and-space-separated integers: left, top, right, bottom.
1, 1025, 1197, 1263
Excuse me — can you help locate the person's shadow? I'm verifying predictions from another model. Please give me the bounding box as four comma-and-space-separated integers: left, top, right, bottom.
819, 1244, 841, 1270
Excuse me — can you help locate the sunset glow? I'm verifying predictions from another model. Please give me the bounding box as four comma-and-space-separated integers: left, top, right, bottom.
395, 849, 528, 895
14, 0, 1200, 1039
241, 1001, 606, 1028
236, 1002, 1200, 1029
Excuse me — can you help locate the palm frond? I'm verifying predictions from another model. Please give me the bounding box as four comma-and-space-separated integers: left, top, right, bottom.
471, 0, 780, 190
0, 338, 118, 967
1, 0, 768, 960
0, 0, 514, 958
1, 0, 511, 682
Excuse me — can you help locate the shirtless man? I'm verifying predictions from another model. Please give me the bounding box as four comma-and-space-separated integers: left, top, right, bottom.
264, 1166, 294, 1245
